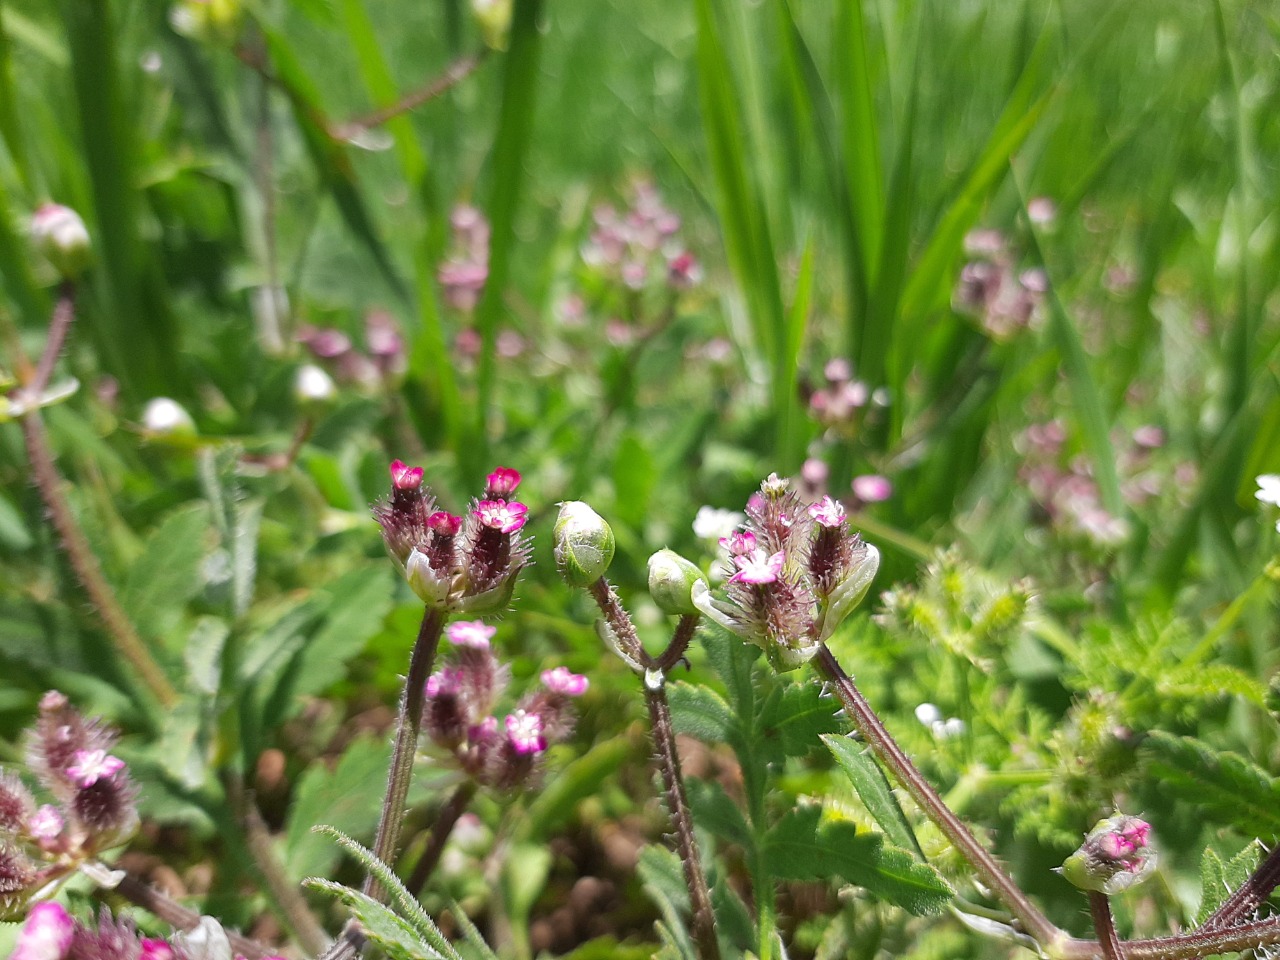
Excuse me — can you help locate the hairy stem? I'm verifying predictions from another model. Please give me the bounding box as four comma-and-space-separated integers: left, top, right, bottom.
22, 411, 178, 708
812, 644, 1061, 947
28, 281, 76, 396
405, 781, 478, 898
656, 613, 700, 672
645, 670, 721, 960
1055, 915, 1280, 960
364, 607, 445, 901
110, 872, 272, 959
1201, 841, 1280, 929
587, 578, 646, 664
329, 50, 487, 141
1088, 893, 1124, 960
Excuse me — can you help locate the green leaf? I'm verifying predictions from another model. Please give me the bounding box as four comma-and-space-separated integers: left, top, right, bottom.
667, 680, 737, 745
636, 845, 698, 960
184, 617, 228, 697
1197, 844, 1260, 925
121, 504, 212, 650
284, 736, 390, 883
501, 843, 553, 937
1143, 733, 1280, 838
763, 806, 951, 915
687, 778, 751, 848
304, 878, 446, 960
823, 734, 921, 856
761, 682, 842, 759
229, 497, 263, 621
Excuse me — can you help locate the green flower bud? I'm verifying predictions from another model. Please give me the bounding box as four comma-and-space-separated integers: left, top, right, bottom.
141, 397, 197, 442
554, 501, 615, 587
471, 0, 512, 50
647, 549, 706, 615
31, 204, 91, 280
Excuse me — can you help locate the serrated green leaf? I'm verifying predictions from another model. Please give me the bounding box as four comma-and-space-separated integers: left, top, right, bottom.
185, 617, 228, 697
284, 736, 390, 882
1144, 733, 1280, 838
667, 681, 736, 744
304, 878, 444, 960
121, 504, 211, 651
823, 734, 921, 856
763, 806, 951, 915
687, 778, 751, 848
762, 682, 842, 759
229, 497, 263, 620
1198, 844, 1260, 924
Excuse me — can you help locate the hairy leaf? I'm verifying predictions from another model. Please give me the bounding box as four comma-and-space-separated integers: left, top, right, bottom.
823, 734, 921, 856
1198, 843, 1261, 924
1144, 733, 1280, 839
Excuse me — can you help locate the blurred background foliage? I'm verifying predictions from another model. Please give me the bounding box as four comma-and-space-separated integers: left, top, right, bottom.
0, 0, 1278, 956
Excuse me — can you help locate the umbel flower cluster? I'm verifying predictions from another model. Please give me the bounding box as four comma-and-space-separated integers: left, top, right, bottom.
693, 474, 881, 670
423, 622, 588, 789
373, 463, 531, 613
0, 693, 139, 917
12, 903, 280, 960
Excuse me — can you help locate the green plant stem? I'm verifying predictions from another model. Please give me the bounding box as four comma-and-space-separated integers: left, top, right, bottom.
1088, 892, 1124, 960
329, 50, 486, 142
812, 644, 1061, 947
109, 871, 272, 959
21, 410, 178, 708
1057, 917, 1280, 960
365, 606, 445, 901
405, 780, 477, 898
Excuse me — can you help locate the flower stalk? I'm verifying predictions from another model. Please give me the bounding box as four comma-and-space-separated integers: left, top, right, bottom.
1088, 892, 1124, 960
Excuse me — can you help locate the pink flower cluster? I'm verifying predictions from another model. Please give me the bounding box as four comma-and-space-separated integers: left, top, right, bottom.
297, 307, 405, 387
953, 227, 1048, 341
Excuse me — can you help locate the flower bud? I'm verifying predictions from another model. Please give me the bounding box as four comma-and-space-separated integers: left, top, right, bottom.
30, 205, 91, 280
1060, 814, 1156, 895
11, 902, 73, 960
141, 397, 196, 441
169, 0, 243, 47
471, 0, 512, 50
554, 501, 615, 587
647, 549, 706, 615
293, 364, 336, 407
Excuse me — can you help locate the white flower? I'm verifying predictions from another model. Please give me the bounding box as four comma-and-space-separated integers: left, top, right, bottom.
692, 506, 744, 541
1255, 474, 1280, 508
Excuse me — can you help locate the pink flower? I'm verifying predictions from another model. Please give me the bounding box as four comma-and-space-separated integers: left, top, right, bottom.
486, 467, 522, 498
426, 668, 464, 698
718, 530, 757, 556
851, 474, 893, 503
505, 710, 547, 754
12, 902, 74, 960
541, 667, 589, 697
447, 620, 496, 649
66, 749, 125, 788
807, 496, 846, 528
27, 805, 63, 841
389, 459, 423, 491
474, 499, 528, 534
727, 549, 785, 585
140, 940, 175, 960
428, 511, 462, 536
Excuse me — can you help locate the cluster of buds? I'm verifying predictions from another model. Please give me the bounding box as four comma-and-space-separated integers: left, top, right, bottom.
0, 693, 139, 918
297, 308, 406, 389
804, 358, 888, 436
439, 205, 490, 314
422, 621, 587, 789
12, 903, 281, 960
1018, 420, 1175, 550
374, 463, 530, 614
1059, 814, 1156, 895
953, 228, 1048, 341
580, 182, 700, 295
690, 475, 881, 670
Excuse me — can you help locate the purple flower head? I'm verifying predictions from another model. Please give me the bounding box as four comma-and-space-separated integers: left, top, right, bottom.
447, 620, 495, 649
66, 750, 125, 789
807, 496, 846, 529
719, 530, 757, 557
27, 691, 116, 801
541, 667, 589, 697
12, 902, 74, 960
389, 459, 424, 492
485, 466, 522, 499
474, 499, 528, 534
728, 549, 785, 586
504, 710, 547, 755
0, 770, 35, 834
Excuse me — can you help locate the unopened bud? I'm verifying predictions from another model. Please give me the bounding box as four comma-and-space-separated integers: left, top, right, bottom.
293, 364, 336, 407
141, 397, 196, 440
31, 204, 91, 280
647, 549, 706, 615
1060, 814, 1156, 895
471, 0, 512, 50
554, 501, 615, 587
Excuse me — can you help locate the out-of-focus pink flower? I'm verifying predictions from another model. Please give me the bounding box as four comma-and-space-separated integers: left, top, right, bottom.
505, 710, 547, 754
12, 902, 74, 960
541, 667, 588, 697
66, 749, 125, 788
851, 475, 892, 504
447, 621, 496, 649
